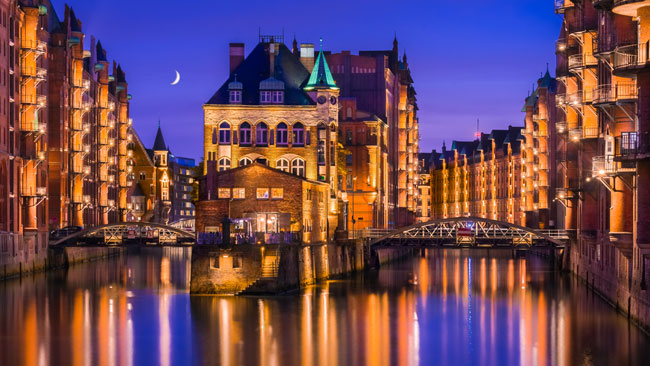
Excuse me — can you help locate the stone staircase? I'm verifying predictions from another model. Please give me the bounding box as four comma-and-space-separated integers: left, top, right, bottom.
238, 250, 281, 295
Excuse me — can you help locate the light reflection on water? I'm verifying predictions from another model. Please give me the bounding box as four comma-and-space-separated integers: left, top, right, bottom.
0, 248, 649, 365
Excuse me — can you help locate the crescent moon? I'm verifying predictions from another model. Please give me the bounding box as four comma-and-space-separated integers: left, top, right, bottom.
170, 70, 180, 86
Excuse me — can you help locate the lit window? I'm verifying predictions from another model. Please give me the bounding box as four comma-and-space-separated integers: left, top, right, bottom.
162, 191, 168, 200
271, 188, 283, 199
256, 188, 269, 199
139, 172, 145, 180
218, 188, 231, 199
292, 123, 304, 146
239, 157, 252, 167
218, 157, 230, 171
229, 90, 241, 104
233, 188, 245, 199
276, 158, 290, 172
219, 122, 231, 144
291, 158, 305, 177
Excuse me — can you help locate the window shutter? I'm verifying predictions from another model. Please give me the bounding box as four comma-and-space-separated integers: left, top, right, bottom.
306, 130, 311, 145
270, 129, 274, 145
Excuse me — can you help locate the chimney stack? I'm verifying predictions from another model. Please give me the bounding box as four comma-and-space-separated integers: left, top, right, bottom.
229, 43, 245, 74
300, 43, 314, 72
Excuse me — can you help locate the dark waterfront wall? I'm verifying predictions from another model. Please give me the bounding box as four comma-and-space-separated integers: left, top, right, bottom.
567, 239, 650, 333
0, 232, 49, 280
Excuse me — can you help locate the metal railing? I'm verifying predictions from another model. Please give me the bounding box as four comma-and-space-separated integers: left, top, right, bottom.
592, 156, 615, 176
21, 186, 46, 197
568, 53, 597, 71
556, 122, 568, 134
593, 83, 637, 104
20, 40, 46, 53
21, 94, 46, 106
613, 43, 650, 70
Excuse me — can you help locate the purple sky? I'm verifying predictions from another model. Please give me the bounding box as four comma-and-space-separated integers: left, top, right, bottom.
62, 0, 562, 160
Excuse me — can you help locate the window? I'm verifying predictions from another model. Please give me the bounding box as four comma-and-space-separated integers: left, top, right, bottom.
271, 188, 284, 199
317, 141, 325, 165
256, 188, 269, 199
219, 122, 231, 144
255, 157, 268, 165
240, 122, 251, 145
346, 130, 353, 144
218, 157, 230, 171
256, 122, 268, 146
239, 157, 252, 167
276, 158, 290, 172
291, 159, 305, 177
218, 188, 231, 199
162, 191, 168, 200
260, 91, 272, 104
330, 141, 335, 166
272, 91, 284, 104
139, 172, 145, 180
229, 90, 241, 104
292, 123, 304, 146
276, 122, 288, 146
346, 154, 352, 166
233, 188, 245, 199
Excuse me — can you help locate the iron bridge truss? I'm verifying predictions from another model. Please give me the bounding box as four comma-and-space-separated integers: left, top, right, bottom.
51, 222, 195, 246
371, 217, 566, 249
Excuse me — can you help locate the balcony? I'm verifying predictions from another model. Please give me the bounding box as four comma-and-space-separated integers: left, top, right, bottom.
556, 121, 568, 134
22, 186, 46, 197
21, 94, 46, 107
593, 155, 636, 176
593, 83, 637, 104
555, 0, 575, 14
20, 121, 46, 134
568, 53, 597, 71
20, 40, 47, 55
613, 43, 650, 74
583, 126, 599, 139
613, 0, 650, 17
71, 101, 91, 112
21, 66, 47, 83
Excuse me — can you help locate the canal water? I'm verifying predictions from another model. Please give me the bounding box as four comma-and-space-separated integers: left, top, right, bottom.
0, 248, 649, 366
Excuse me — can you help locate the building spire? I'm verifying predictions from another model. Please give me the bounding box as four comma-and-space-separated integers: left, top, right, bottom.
304, 38, 338, 91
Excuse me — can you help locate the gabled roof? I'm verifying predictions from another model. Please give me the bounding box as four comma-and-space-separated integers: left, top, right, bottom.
206, 42, 314, 105
153, 124, 167, 151
96, 40, 107, 62
132, 183, 145, 197
304, 41, 338, 91
68, 7, 81, 33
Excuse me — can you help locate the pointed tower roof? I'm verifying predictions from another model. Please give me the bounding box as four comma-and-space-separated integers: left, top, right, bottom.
153, 122, 167, 151
304, 39, 338, 91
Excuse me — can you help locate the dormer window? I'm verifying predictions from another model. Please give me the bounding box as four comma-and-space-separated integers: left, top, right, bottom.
259, 77, 284, 104
229, 90, 241, 104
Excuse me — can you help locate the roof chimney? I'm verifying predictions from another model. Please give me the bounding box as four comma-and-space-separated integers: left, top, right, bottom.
229, 43, 245, 74
300, 43, 314, 72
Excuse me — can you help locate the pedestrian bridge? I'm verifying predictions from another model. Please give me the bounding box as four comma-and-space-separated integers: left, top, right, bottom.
370, 217, 567, 249
50, 222, 195, 246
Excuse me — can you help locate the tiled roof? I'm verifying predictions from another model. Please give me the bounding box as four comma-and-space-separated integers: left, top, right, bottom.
206, 42, 314, 105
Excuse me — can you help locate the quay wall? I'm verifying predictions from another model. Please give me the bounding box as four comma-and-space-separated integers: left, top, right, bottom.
567, 240, 650, 333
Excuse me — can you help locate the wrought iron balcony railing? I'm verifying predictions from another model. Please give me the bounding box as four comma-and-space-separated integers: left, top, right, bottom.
613, 43, 650, 71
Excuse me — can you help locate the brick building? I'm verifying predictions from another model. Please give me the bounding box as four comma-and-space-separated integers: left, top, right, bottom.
554, 0, 650, 314
169, 154, 196, 226
196, 163, 329, 244
202, 35, 341, 239
430, 126, 525, 224
327, 38, 419, 228
416, 153, 432, 223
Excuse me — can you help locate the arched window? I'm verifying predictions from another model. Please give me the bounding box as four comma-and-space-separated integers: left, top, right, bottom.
276, 122, 288, 146
291, 158, 305, 177
219, 122, 231, 144
218, 157, 231, 171
240, 122, 251, 146
255, 157, 268, 165
276, 158, 290, 172
256, 122, 268, 146
239, 157, 252, 167
293, 123, 305, 146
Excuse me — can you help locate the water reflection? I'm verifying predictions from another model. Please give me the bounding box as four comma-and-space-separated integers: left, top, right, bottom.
0, 248, 648, 365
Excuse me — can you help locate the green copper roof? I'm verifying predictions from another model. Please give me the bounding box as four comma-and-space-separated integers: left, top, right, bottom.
304, 39, 338, 91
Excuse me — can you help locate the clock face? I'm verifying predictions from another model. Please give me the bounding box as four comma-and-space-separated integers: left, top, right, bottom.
317, 96, 327, 104
330, 96, 337, 105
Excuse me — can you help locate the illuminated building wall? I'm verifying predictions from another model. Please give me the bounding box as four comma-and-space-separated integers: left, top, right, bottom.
327, 38, 419, 229
202, 36, 340, 239
47, 6, 133, 228
338, 97, 389, 231
554, 0, 649, 302
416, 154, 432, 223
430, 127, 524, 225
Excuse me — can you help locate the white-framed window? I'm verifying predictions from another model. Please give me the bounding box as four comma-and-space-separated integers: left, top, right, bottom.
233, 188, 245, 199
291, 158, 305, 177
256, 188, 269, 199
229, 90, 241, 104
218, 188, 231, 199
272, 91, 284, 104
276, 158, 290, 172
239, 157, 252, 167
260, 91, 272, 104
218, 157, 230, 171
